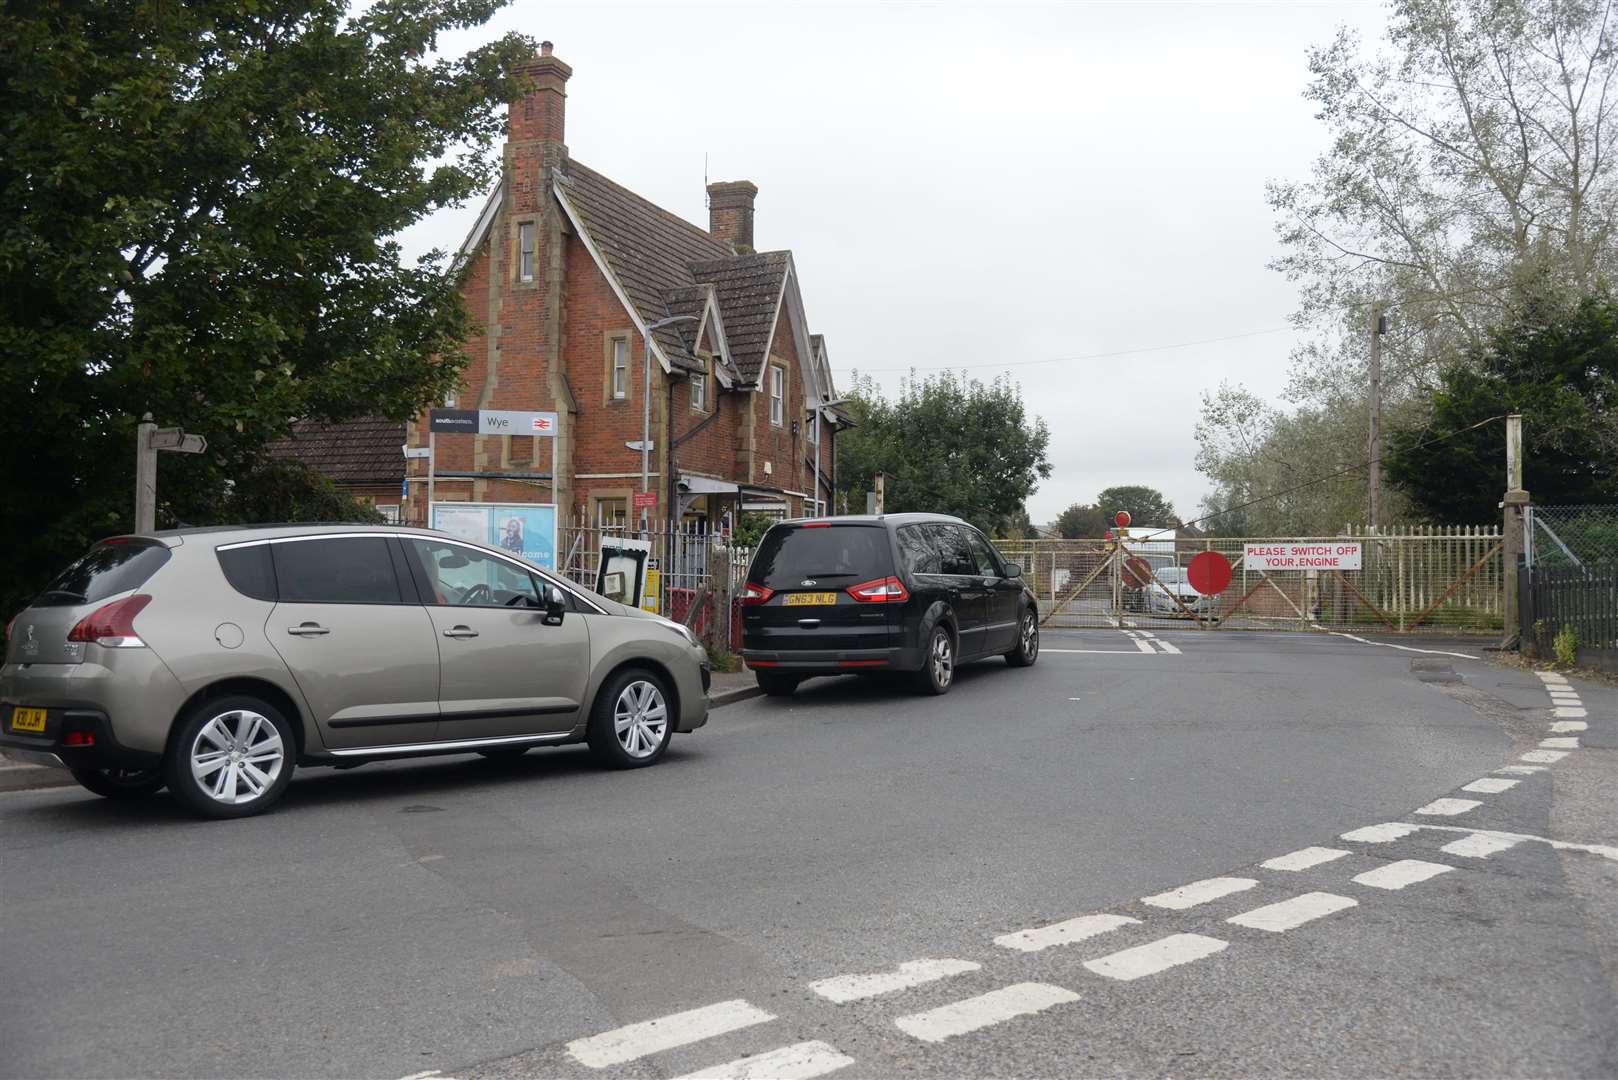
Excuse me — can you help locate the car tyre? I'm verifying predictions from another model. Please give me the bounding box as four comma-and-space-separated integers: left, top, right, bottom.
915, 624, 955, 695
756, 671, 800, 697
70, 765, 165, 800
1005, 609, 1040, 667
164, 695, 297, 820
588, 667, 673, 769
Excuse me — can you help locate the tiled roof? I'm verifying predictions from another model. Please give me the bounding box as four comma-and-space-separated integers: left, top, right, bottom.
264, 417, 404, 485
558, 161, 731, 373
686, 251, 791, 384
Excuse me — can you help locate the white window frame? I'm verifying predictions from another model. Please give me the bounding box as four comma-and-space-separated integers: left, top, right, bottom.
807, 406, 820, 444
612, 338, 629, 400
769, 365, 784, 426
691, 370, 707, 412
517, 222, 536, 283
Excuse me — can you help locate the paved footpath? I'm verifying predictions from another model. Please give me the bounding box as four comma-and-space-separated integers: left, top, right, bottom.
1, 631, 1613, 1079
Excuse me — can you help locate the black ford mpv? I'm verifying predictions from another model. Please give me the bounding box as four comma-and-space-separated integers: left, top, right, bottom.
740, 514, 1039, 696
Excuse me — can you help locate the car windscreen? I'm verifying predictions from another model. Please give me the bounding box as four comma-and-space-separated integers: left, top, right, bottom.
749, 525, 893, 588
33, 539, 171, 607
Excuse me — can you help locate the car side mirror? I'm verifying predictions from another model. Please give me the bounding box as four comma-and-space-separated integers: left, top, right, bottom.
1004, 563, 1022, 579
542, 584, 567, 626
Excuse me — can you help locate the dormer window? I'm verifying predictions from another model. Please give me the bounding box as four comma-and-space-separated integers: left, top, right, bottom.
691, 370, 707, 412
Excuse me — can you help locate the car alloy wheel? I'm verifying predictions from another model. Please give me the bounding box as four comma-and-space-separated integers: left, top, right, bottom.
931, 629, 954, 689
189, 708, 286, 806
614, 679, 668, 760
1021, 613, 1039, 660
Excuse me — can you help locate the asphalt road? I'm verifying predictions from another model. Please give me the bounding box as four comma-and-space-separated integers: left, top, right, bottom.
2, 629, 1613, 1079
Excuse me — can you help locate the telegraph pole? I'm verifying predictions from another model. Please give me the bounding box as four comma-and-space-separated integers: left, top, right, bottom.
1501, 413, 1528, 650
1367, 301, 1387, 531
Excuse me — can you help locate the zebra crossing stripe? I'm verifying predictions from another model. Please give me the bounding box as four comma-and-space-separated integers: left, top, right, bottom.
1083, 934, 1228, 981
566, 1000, 775, 1069
670, 1041, 855, 1080
809, 959, 979, 1002
995, 913, 1139, 953
893, 983, 1080, 1043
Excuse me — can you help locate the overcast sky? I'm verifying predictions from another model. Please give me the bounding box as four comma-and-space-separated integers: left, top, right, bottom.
398, 0, 1390, 526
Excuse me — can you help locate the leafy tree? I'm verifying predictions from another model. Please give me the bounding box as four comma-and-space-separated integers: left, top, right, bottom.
835, 372, 1051, 533
1055, 503, 1108, 539
0, 0, 533, 617
1095, 486, 1179, 528
992, 507, 1037, 541
1385, 296, 1618, 522
222, 461, 386, 526
1266, 0, 1617, 426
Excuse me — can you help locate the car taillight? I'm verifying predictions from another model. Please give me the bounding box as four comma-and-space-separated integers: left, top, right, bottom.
67, 594, 152, 648
741, 583, 775, 606
847, 576, 909, 603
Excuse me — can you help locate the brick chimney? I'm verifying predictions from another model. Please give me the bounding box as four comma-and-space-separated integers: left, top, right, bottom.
510, 41, 572, 149
707, 180, 758, 254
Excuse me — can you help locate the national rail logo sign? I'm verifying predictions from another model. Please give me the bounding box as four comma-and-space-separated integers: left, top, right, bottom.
1243, 542, 1363, 571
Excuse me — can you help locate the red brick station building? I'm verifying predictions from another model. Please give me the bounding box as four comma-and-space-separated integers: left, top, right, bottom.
272, 43, 851, 534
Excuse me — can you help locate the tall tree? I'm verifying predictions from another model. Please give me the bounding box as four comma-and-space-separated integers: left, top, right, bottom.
1095, 486, 1179, 528
0, 0, 533, 615
1385, 295, 1618, 522
835, 372, 1051, 533
1055, 503, 1109, 539
1270, 0, 1617, 410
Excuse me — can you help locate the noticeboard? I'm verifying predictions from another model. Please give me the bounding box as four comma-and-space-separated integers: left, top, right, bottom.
430, 502, 557, 571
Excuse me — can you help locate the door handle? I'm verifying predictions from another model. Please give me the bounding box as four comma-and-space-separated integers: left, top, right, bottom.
286, 623, 330, 637
442, 626, 479, 638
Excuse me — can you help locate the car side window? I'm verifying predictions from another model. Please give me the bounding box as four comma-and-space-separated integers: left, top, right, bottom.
271, 538, 402, 604
897, 525, 942, 575
932, 525, 978, 577
407, 539, 542, 608
965, 531, 1003, 577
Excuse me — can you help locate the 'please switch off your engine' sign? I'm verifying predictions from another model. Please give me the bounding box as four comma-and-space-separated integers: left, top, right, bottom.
1243, 543, 1363, 571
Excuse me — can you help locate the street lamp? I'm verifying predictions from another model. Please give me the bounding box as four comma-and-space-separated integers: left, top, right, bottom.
639, 315, 701, 538
812, 397, 848, 518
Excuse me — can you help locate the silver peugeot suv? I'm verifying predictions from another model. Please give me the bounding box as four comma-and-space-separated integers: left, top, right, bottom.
0, 525, 710, 818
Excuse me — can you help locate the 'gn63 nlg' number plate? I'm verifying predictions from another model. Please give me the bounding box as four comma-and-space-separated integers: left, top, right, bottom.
785, 592, 838, 607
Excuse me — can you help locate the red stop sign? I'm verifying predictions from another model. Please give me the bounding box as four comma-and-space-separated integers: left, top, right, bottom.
1187, 551, 1233, 595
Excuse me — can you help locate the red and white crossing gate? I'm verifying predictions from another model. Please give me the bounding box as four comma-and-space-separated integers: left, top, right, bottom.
996, 526, 1505, 635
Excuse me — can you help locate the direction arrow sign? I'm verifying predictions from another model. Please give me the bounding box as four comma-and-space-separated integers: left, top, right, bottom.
148, 429, 207, 454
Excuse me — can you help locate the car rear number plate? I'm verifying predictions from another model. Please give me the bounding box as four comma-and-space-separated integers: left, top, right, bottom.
785, 592, 838, 606
9, 707, 46, 733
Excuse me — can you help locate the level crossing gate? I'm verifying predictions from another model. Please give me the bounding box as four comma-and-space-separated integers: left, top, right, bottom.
996, 526, 1505, 635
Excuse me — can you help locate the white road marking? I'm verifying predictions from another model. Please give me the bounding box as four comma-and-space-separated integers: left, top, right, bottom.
1496, 764, 1547, 775
1341, 823, 1421, 843
1555, 706, 1588, 718
1381, 823, 1618, 862
1521, 749, 1570, 763
1154, 639, 1183, 654
1536, 672, 1568, 683
398, 1072, 445, 1080
1227, 892, 1357, 932
1320, 629, 1478, 659
566, 1000, 776, 1069
1549, 720, 1588, 733
1083, 933, 1228, 981
1461, 777, 1520, 794
995, 913, 1140, 953
1414, 798, 1481, 816
1548, 690, 1581, 699
1539, 737, 1580, 749
1142, 877, 1258, 910
1043, 649, 1159, 655
810, 959, 980, 1002
893, 983, 1079, 1043
1441, 833, 1523, 858
671, 1041, 855, 1080
1262, 847, 1351, 872
1132, 636, 1156, 654
1352, 859, 1455, 890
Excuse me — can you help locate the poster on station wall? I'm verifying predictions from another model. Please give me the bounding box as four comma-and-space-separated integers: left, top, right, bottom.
430, 502, 557, 571
1242, 542, 1362, 571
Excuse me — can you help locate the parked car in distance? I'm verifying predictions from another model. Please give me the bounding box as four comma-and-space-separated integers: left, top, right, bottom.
1, 525, 710, 819
1142, 565, 1213, 617
739, 514, 1039, 696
